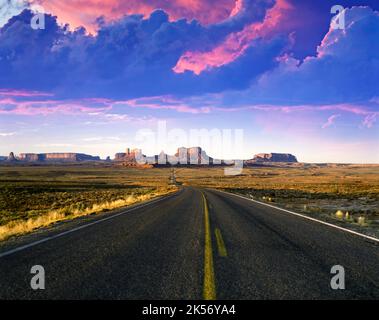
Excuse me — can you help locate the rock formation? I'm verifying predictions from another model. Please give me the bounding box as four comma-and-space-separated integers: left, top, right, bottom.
115, 147, 216, 166
17, 153, 100, 162
6, 152, 17, 162
3, 148, 298, 166
249, 153, 298, 163
114, 148, 142, 163
114, 147, 298, 167
175, 147, 212, 165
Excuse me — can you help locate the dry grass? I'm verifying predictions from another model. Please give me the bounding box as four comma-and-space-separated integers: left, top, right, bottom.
0, 189, 175, 241
0, 165, 176, 241
173, 165, 379, 236
175, 165, 379, 196
1, 163, 379, 240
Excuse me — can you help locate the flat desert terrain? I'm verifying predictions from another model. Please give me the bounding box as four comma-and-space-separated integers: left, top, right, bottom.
1, 164, 378, 240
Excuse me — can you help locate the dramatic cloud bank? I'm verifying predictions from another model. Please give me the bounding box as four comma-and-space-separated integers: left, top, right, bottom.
0, 1, 377, 104
0, 1, 378, 135
0, 2, 285, 99
31, 0, 238, 33
242, 7, 379, 107
173, 0, 291, 74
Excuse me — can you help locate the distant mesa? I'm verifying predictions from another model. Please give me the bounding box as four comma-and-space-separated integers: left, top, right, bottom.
250, 153, 298, 163
175, 147, 219, 165
114, 148, 149, 167
1, 152, 101, 163
112, 148, 299, 167
114, 148, 142, 164
114, 147, 223, 167
0, 149, 299, 166
20, 153, 101, 162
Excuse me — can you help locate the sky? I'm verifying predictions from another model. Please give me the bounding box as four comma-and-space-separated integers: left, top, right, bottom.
0, 0, 378, 163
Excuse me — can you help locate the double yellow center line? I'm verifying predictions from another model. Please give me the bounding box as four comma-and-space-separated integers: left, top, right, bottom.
201, 192, 227, 300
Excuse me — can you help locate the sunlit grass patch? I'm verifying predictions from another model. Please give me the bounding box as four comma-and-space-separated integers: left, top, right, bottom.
0, 165, 177, 241
0, 188, 175, 241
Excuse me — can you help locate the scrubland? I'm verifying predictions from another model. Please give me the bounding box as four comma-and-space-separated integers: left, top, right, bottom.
0, 165, 176, 241
1, 163, 379, 240
176, 165, 379, 237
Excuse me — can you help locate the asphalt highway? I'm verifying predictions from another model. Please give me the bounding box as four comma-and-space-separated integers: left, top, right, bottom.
0, 187, 378, 299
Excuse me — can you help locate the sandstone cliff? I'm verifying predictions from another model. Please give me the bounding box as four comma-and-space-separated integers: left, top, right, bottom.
17, 153, 100, 162
6, 152, 17, 162
248, 153, 298, 163
115, 147, 218, 166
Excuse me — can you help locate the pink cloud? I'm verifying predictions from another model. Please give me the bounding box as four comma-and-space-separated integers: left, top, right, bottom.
318, 105, 378, 128
0, 98, 111, 116
120, 96, 379, 126
229, 0, 243, 17
117, 96, 379, 127
0, 94, 212, 117
212, 102, 378, 128
322, 114, 340, 129
362, 113, 378, 128
173, 0, 292, 75
2, 92, 377, 129
32, 0, 236, 34
117, 96, 212, 114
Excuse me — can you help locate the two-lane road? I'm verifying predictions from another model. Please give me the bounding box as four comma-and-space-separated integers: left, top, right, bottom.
0, 187, 378, 299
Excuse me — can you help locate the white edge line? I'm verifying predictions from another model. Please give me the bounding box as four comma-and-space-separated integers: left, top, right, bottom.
0, 192, 178, 259
215, 189, 379, 244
